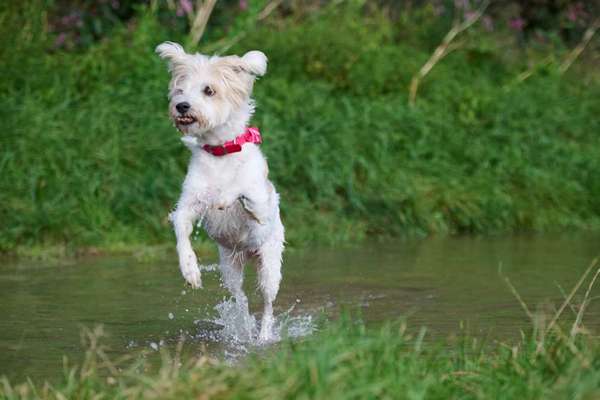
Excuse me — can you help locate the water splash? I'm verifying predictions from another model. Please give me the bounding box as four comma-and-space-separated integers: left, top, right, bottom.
189, 262, 316, 347
199, 263, 218, 272
206, 296, 316, 347
212, 296, 257, 343
274, 304, 316, 340
165, 237, 316, 358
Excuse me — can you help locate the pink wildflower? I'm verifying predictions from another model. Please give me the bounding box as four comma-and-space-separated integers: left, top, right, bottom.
509, 17, 525, 31
177, 0, 193, 17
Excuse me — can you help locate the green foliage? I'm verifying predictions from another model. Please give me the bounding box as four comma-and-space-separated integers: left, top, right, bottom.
1, 3, 600, 253
2, 316, 600, 399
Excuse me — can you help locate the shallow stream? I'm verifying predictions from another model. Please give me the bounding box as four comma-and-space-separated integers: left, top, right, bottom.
1, 233, 599, 381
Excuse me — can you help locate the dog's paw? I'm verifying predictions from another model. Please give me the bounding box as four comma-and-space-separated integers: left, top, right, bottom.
239, 195, 264, 224
181, 264, 202, 289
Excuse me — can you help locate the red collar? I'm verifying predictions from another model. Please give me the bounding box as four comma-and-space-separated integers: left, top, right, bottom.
202, 127, 262, 156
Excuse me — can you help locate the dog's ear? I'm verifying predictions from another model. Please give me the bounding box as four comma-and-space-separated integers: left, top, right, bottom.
241, 51, 267, 77
155, 41, 187, 66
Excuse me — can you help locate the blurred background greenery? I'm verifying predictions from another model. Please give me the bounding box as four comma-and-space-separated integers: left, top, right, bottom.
1, 0, 599, 255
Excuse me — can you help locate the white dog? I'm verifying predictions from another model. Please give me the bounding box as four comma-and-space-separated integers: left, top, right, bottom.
156, 42, 284, 341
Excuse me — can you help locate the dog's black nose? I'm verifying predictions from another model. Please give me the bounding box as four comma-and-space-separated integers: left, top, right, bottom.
176, 102, 191, 114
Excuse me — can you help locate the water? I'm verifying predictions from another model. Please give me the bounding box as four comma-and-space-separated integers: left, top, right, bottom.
1, 233, 599, 382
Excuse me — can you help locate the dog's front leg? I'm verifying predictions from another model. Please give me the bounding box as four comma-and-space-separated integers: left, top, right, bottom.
170, 203, 203, 289
239, 183, 274, 224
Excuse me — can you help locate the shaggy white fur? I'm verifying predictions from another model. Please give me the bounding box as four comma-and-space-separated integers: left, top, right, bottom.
156, 42, 284, 342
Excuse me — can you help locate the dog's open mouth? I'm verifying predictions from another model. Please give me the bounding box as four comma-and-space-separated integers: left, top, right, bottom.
175, 115, 197, 126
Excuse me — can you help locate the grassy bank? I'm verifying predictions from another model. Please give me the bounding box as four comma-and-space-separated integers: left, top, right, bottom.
2, 3, 600, 255
2, 315, 600, 399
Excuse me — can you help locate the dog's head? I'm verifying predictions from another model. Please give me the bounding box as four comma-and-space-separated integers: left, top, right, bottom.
156, 42, 267, 139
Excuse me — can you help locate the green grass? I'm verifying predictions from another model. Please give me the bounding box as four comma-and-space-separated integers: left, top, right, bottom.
2, 3, 600, 256
2, 314, 600, 399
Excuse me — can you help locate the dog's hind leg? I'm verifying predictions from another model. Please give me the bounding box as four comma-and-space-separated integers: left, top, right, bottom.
219, 246, 258, 341
256, 227, 284, 342
218, 245, 247, 306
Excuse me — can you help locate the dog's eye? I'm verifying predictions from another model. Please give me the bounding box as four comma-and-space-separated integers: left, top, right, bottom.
203, 86, 215, 97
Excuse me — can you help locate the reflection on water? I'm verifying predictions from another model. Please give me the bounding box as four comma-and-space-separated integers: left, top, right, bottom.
0, 232, 599, 381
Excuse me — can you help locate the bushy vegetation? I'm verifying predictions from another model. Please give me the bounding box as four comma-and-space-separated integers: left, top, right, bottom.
1, 1, 600, 254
